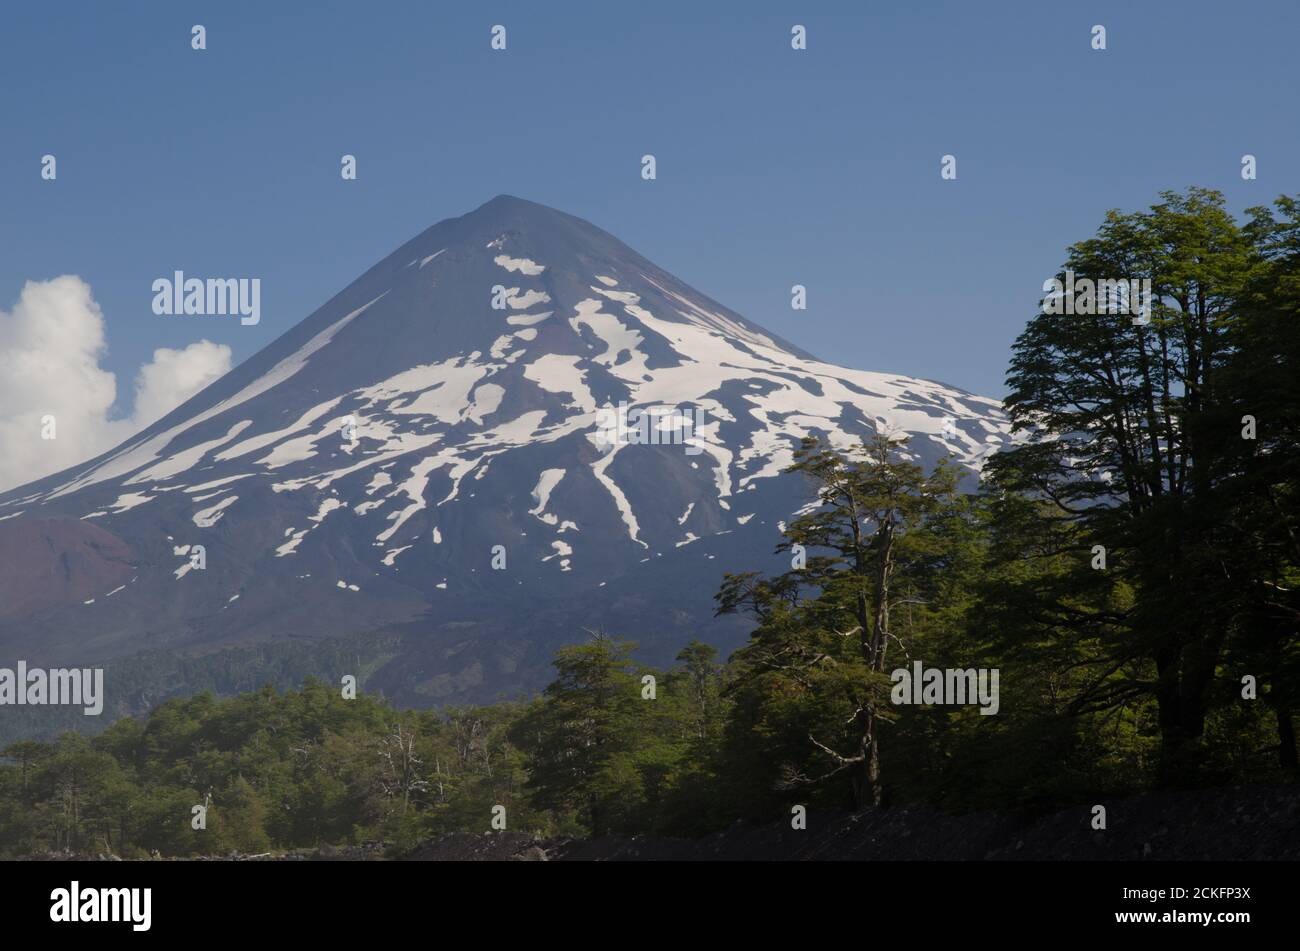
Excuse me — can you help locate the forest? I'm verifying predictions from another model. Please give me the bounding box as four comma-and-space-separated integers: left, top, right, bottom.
1, 187, 1296, 857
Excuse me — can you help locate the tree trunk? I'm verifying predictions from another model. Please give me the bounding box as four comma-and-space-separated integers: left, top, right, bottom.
857, 711, 883, 808
1153, 659, 1209, 786
855, 521, 894, 809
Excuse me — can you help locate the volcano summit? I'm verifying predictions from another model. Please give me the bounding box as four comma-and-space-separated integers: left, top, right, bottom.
0, 196, 1011, 712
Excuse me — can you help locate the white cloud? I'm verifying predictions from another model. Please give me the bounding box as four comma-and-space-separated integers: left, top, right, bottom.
0, 276, 232, 493
131, 340, 231, 429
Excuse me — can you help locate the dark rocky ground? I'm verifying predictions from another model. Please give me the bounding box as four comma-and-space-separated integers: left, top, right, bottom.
404, 784, 1300, 861
36, 784, 1298, 862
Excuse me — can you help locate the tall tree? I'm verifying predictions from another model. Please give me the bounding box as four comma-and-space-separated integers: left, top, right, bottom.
985, 187, 1259, 782
509, 633, 643, 835
718, 434, 960, 808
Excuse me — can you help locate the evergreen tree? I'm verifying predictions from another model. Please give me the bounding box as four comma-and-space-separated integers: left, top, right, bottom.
984, 187, 1281, 782
718, 434, 961, 808
508, 634, 643, 835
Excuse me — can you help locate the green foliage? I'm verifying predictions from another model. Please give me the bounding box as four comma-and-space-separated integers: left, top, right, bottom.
0, 645, 730, 854
707, 187, 1298, 818
983, 187, 1300, 784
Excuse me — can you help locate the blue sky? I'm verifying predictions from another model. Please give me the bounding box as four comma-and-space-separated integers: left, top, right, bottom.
2, 0, 1296, 407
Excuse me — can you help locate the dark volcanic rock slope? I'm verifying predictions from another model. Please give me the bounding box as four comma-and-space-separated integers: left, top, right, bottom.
0, 196, 1011, 703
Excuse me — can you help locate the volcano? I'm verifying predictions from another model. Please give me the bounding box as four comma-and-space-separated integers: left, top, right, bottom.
0, 196, 1011, 711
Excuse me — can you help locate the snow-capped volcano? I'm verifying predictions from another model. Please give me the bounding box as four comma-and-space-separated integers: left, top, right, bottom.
0, 195, 1010, 706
